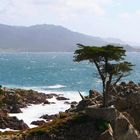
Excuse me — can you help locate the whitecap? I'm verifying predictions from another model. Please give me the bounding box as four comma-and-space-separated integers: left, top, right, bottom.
30, 60, 36, 63
52, 56, 56, 59
46, 84, 66, 89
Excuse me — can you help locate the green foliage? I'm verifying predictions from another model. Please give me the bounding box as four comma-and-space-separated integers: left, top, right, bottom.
74, 44, 126, 62
74, 44, 133, 107
72, 114, 91, 124
96, 119, 110, 131
30, 129, 47, 136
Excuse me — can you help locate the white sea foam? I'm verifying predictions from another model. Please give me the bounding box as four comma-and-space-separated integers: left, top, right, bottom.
9, 89, 84, 129
0, 128, 18, 132
35, 89, 86, 102
9, 97, 70, 128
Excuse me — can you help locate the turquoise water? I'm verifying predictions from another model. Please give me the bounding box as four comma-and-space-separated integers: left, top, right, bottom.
0, 52, 139, 93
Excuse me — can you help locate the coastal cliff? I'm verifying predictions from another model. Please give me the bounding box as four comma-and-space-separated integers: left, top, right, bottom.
0, 82, 140, 140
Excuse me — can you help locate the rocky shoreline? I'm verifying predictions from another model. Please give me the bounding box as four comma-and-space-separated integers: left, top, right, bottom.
0, 81, 140, 140
0, 88, 73, 130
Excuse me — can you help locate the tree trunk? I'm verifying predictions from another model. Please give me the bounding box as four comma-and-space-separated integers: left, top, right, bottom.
102, 82, 107, 107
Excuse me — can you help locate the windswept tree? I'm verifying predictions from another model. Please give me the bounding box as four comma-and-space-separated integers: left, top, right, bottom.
74, 44, 133, 107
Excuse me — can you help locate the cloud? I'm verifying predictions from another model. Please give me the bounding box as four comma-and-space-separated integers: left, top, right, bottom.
0, 0, 114, 26
0, 0, 140, 43
120, 10, 140, 19
136, 10, 140, 16
120, 12, 130, 19
0, 0, 113, 19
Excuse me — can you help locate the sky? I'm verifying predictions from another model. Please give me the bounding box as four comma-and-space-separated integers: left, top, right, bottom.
0, 0, 140, 44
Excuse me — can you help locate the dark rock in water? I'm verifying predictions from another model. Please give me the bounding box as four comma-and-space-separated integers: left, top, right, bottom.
71, 104, 75, 109
31, 120, 46, 126
50, 102, 55, 104
46, 93, 58, 99
45, 94, 53, 99
69, 101, 78, 109
40, 114, 57, 121
49, 93, 59, 97
56, 96, 69, 101
64, 101, 71, 104
71, 101, 78, 105
43, 100, 51, 105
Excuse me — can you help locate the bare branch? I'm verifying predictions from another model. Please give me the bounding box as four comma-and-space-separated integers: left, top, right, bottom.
113, 74, 123, 86
78, 91, 85, 100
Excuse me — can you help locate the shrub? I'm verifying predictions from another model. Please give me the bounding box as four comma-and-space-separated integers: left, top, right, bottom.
96, 119, 110, 131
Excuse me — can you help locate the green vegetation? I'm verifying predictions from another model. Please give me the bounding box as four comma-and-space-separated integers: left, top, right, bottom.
0, 85, 3, 95
74, 44, 133, 107
96, 119, 110, 131
27, 113, 94, 136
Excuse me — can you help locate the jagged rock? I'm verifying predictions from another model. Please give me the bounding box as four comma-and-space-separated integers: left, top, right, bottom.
76, 99, 97, 111
40, 114, 57, 121
86, 107, 118, 122
10, 105, 22, 113
89, 89, 101, 98
0, 109, 8, 117
86, 106, 140, 140
0, 84, 140, 140
31, 120, 46, 126
64, 101, 71, 104
114, 113, 140, 140
71, 101, 78, 105
45, 93, 58, 99
98, 129, 114, 140
115, 93, 140, 131
56, 96, 69, 101
70, 104, 76, 109
1, 88, 51, 114
50, 102, 55, 104
120, 82, 126, 86
49, 93, 58, 97
0, 116, 28, 130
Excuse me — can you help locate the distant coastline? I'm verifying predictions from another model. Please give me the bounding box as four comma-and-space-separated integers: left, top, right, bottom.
0, 23, 140, 52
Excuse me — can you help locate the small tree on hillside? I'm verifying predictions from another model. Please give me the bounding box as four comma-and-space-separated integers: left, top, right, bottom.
74, 44, 133, 107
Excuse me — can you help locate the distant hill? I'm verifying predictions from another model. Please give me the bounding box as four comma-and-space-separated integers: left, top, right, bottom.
0, 24, 139, 52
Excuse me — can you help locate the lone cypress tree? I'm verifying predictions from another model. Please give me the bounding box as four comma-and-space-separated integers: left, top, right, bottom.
74, 44, 133, 107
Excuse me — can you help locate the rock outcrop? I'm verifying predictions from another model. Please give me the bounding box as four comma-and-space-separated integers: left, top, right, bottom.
56, 96, 70, 101
0, 116, 28, 130
0, 82, 140, 140
31, 120, 46, 126
86, 106, 140, 140
0, 88, 54, 131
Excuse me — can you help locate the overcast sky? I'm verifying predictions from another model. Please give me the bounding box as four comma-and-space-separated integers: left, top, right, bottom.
0, 0, 140, 44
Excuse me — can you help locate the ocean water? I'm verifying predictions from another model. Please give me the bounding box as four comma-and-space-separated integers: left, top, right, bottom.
0, 52, 140, 129
0, 52, 139, 94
